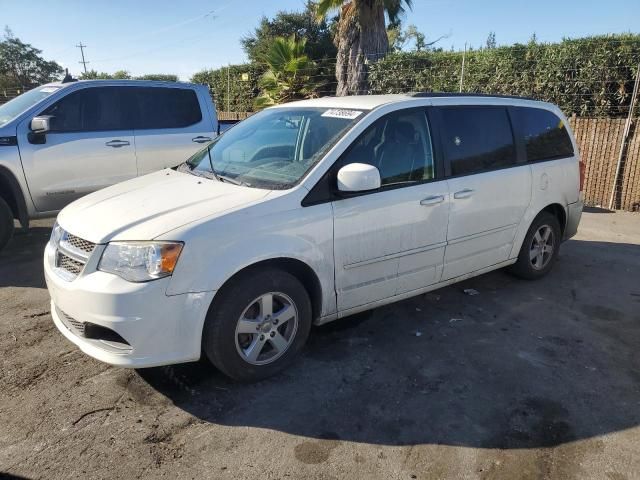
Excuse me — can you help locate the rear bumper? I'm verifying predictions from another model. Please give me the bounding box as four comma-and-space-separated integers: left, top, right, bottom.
564, 198, 584, 241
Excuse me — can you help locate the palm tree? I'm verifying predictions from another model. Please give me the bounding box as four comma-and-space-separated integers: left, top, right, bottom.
254, 36, 320, 109
316, 0, 413, 96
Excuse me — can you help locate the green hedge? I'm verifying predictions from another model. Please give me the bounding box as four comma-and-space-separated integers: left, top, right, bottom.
191, 64, 265, 112
368, 34, 640, 117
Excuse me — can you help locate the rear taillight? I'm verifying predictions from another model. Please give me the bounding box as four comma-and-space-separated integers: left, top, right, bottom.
579, 160, 585, 192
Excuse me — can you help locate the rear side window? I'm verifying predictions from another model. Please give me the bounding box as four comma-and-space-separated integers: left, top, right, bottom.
514, 107, 574, 161
134, 87, 202, 129
440, 106, 516, 176
41, 87, 131, 132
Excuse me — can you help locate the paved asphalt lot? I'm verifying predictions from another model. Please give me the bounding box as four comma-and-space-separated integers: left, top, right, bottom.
0, 211, 639, 480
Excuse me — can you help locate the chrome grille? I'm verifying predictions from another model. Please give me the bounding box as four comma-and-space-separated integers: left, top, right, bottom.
57, 308, 85, 336
57, 252, 84, 275
53, 231, 95, 281
65, 234, 96, 254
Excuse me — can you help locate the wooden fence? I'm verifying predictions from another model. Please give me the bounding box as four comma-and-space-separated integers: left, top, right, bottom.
569, 117, 640, 211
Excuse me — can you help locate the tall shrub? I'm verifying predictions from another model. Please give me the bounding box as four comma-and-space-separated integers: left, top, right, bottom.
368, 34, 640, 117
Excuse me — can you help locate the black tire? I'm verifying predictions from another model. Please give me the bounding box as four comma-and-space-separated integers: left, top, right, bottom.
509, 211, 561, 280
0, 197, 14, 252
202, 268, 312, 382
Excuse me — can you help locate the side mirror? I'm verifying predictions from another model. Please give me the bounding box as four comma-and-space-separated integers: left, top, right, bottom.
30, 116, 52, 133
337, 163, 381, 193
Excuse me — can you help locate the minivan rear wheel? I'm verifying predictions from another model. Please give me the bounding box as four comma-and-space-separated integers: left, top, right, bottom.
202, 268, 312, 381
0, 197, 14, 252
509, 211, 561, 280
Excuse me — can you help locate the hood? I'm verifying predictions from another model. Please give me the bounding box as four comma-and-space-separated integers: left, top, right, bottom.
57, 169, 271, 243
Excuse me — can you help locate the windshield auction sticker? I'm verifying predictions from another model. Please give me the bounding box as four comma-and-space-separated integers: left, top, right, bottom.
321, 109, 363, 120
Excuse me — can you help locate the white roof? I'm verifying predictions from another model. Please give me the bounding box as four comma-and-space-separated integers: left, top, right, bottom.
273, 93, 557, 113
275, 94, 414, 111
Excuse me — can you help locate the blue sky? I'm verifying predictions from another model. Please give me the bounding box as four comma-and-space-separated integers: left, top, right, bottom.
2, 0, 639, 80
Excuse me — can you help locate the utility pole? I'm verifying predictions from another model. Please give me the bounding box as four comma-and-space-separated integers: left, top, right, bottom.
459, 42, 467, 93
227, 65, 230, 112
608, 62, 640, 210
76, 42, 89, 74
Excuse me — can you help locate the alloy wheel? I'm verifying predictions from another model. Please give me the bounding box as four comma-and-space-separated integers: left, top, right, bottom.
234, 292, 299, 365
529, 224, 555, 270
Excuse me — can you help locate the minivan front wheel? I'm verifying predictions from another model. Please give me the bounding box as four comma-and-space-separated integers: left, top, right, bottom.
509, 212, 561, 280
202, 268, 312, 381
0, 197, 14, 252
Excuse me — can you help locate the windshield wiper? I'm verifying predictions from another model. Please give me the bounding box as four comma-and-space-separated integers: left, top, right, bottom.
216, 174, 242, 185
205, 146, 251, 186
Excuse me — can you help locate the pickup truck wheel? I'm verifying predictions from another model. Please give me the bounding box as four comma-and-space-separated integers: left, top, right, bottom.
509, 212, 561, 280
202, 268, 312, 382
0, 197, 14, 252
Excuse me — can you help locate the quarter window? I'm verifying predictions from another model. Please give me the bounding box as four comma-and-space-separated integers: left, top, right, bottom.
134, 87, 202, 129
41, 87, 131, 132
514, 107, 574, 161
339, 109, 434, 186
440, 107, 516, 176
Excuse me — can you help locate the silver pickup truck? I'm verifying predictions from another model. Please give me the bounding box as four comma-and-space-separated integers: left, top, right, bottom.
0, 79, 219, 251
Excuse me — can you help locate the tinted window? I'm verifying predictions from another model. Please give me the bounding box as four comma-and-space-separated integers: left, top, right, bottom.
41, 87, 130, 132
135, 87, 201, 129
440, 107, 516, 176
340, 109, 434, 186
514, 107, 574, 161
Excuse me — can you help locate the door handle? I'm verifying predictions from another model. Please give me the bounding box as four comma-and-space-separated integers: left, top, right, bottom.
420, 195, 445, 206
105, 140, 130, 148
453, 188, 475, 199
192, 136, 212, 144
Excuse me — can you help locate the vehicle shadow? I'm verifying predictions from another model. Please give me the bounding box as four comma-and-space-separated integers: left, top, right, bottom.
0, 226, 51, 289
139, 239, 640, 449
582, 206, 615, 214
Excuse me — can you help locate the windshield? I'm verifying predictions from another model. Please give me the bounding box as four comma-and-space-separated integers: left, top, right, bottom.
184, 107, 365, 189
0, 86, 62, 128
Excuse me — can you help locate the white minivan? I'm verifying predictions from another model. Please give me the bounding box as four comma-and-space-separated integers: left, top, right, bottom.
44, 93, 584, 381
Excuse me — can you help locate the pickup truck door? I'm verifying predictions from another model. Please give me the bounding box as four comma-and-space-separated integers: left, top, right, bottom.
131, 87, 215, 175
16, 86, 137, 212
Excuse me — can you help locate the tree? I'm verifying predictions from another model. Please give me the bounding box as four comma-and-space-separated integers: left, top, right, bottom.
0, 27, 62, 89
79, 70, 114, 80
242, 1, 336, 63
388, 23, 430, 52
136, 73, 179, 82
316, 0, 413, 95
486, 31, 496, 49
254, 36, 320, 109
79, 70, 178, 81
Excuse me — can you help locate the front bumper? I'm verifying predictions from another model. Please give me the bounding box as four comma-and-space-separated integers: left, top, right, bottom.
44, 241, 215, 368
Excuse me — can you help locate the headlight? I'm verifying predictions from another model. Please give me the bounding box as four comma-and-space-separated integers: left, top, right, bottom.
50, 221, 63, 246
98, 241, 183, 282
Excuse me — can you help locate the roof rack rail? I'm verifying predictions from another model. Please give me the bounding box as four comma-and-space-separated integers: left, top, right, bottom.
409, 91, 536, 101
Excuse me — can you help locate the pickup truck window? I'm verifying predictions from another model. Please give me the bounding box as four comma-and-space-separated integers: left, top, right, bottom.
0, 86, 61, 127
41, 87, 131, 132
134, 87, 202, 129
185, 107, 364, 189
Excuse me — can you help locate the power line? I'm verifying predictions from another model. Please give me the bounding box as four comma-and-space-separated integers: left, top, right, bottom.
76, 42, 89, 73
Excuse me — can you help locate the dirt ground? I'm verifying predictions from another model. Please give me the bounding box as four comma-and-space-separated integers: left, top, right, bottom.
1, 210, 639, 480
